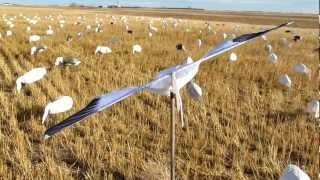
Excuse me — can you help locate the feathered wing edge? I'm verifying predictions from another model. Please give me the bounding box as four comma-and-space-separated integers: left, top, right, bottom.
44, 86, 144, 139
199, 21, 294, 63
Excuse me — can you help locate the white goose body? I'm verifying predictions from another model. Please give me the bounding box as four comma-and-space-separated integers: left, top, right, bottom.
42, 96, 73, 123
268, 52, 278, 63
280, 164, 310, 180
147, 57, 199, 96
46, 28, 54, 35
6, 30, 12, 36
16, 67, 46, 92
95, 46, 112, 54
29, 35, 40, 43
229, 52, 237, 61
307, 100, 319, 118
278, 74, 292, 88
197, 39, 202, 48
132, 44, 142, 54
293, 63, 310, 75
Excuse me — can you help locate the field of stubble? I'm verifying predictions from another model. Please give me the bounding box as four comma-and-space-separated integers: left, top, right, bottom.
0, 6, 319, 179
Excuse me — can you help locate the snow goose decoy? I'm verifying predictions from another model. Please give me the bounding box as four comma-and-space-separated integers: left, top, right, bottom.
196, 39, 202, 48
29, 35, 40, 43
55, 57, 81, 66
278, 74, 292, 88
43, 22, 293, 138
6, 30, 12, 37
46, 26, 54, 35
280, 164, 310, 180
268, 52, 278, 64
222, 33, 228, 40
42, 96, 73, 123
16, 67, 46, 92
26, 26, 31, 33
132, 44, 142, 54
229, 52, 237, 62
95, 46, 112, 54
293, 63, 310, 76
31, 45, 47, 55
307, 100, 319, 118
265, 44, 272, 53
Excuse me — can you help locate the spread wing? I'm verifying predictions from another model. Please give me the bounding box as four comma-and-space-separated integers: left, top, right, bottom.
44, 86, 144, 138
199, 21, 293, 63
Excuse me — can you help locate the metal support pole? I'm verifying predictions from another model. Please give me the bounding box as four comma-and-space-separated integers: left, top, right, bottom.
170, 72, 176, 180
170, 91, 176, 180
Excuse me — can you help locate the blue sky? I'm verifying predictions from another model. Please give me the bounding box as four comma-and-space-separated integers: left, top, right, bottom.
1, 0, 318, 13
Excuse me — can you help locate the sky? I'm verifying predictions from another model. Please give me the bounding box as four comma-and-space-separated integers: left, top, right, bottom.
1, 0, 318, 13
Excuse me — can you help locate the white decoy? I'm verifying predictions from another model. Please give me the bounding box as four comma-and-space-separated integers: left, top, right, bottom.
307, 100, 319, 118
278, 74, 292, 88
6, 30, 12, 37
229, 52, 237, 62
46, 27, 54, 35
148, 32, 153, 38
29, 35, 40, 43
265, 44, 272, 53
86, 25, 91, 31
207, 25, 212, 32
55, 57, 81, 66
31, 45, 47, 55
59, 19, 65, 24
268, 52, 278, 64
16, 67, 46, 92
132, 44, 142, 54
26, 26, 31, 33
43, 22, 293, 138
95, 46, 112, 54
293, 63, 310, 76
197, 39, 202, 48
125, 24, 129, 31
280, 164, 310, 180
223, 33, 228, 39
42, 96, 73, 123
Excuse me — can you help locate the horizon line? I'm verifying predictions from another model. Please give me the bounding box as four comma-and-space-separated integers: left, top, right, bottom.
1, 3, 318, 15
